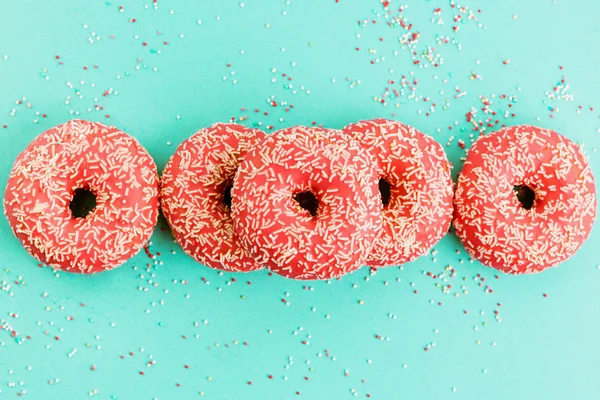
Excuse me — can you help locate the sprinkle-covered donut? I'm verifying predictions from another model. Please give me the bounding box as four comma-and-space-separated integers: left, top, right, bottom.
4, 120, 159, 274
231, 126, 382, 280
160, 123, 266, 272
343, 119, 454, 267
453, 125, 597, 274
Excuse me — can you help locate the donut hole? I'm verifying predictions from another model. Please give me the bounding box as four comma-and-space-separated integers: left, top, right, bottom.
293, 190, 319, 217
222, 183, 233, 209
378, 178, 392, 207
513, 185, 535, 210
70, 188, 97, 218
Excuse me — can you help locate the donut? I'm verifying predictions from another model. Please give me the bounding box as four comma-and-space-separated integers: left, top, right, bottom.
343, 119, 454, 267
231, 126, 382, 280
4, 120, 159, 274
453, 125, 597, 274
160, 123, 266, 272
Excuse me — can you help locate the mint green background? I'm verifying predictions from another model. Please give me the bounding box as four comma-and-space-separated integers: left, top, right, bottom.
1, 1, 599, 399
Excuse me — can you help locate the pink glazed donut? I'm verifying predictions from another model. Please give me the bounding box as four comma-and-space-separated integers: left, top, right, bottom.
160, 123, 266, 272
343, 119, 454, 267
231, 126, 382, 280
453, 125, 597, 274
4, 120, 159, 274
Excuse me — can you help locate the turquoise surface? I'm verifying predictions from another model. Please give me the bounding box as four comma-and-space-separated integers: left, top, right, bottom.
1, 1, 599, 399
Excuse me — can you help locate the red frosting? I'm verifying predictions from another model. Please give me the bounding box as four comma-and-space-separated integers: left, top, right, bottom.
4, 120, 159, 274
160, 123, 266, 272
344, 119, 454, 267
231, 126, 382, 280
453, 125, 597, 274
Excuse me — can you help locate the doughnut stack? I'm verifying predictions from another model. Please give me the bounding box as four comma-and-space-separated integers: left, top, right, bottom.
161, 121, 454, 280
5, 120, 596, 279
